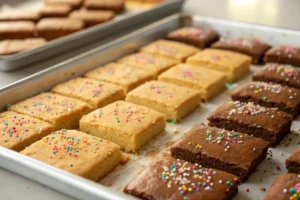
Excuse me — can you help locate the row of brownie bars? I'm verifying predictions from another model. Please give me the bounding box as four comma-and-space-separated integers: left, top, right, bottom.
0, 0, 125, 55
166, 26, 300, 66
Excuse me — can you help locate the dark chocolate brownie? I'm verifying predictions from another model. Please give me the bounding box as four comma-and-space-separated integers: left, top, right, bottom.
286, 148, 300, 174
253, 63, 300, 89
211, 37, 270, 64
124, 158, 239, 200
232, 82, 300, 118
264, 173, 300, 200
264, 45, 300, 66
207, 101, 293, 147
171, 125, 269, 182
166, 27, 219, 49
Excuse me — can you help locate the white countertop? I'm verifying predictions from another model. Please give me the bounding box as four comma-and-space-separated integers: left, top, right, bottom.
1, 0, 300, 199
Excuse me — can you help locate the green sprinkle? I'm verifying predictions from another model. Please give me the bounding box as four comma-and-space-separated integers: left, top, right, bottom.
225, 82, 233, 89
6, 104, 11, 108
167, 120, 178, 124
263, 96, 267, 101
70, 164, 73, 167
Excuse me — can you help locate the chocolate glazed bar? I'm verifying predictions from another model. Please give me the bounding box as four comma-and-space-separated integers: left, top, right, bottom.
253, 63, 300, 89
231, 82, 300, 118
171, 125, 269, 182
207, 101, 293, 147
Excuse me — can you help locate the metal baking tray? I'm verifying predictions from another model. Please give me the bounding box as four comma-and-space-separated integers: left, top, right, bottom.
1, 14, 300, 200
0, 0, 184, 72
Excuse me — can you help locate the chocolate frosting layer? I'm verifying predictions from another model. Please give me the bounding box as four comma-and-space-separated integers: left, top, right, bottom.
207, 101, 293, 133
171, 125, 269, 170
124, 158, 239, 200
253, 63, 300, 88
232, 81, 300, 109
264, 45, 300, 66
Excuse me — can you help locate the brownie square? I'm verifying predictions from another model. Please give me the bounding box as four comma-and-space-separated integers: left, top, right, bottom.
211, 37, 270, 64
166, 27, 219, 49
253, 63, 300, 89
83, 0, 125, 13
0, 38, 46, 55
286, 148, 300, 173
207, 101, 293, 147
264, 45, 300, 66
124, 158, 239, 200
0, 10, 41, 22
0, 21, 35, 40
44, 0, 83, 9
36, 18, 84, 40
69, 10, 115, 27
232, 82, 300, 118
171, 125, 269, 182
40, 4, 73, 18
264, 173, 300, 200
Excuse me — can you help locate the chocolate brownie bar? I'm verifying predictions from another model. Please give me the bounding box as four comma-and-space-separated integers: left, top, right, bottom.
69, 10, 115, 27
207, 101, 293, 147
0, 10, 41, 22
166, 27, 219, 49
171, 125, 269, 182
253, 63, 300, 89
264, 173, 300, 200
232, 82, 300, 118
40, 4, 72, 18
211, 37, 270, 64
83, 0, 125, 13
36, 18, 84, 40
264, 45, 300, 66
124, 158, 239, 200
0, 21, 35, 40
0, 38, 46, 55
286, 148, 300, 174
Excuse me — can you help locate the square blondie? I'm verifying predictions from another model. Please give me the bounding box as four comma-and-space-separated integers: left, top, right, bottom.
0, 111, 54, 152
126, 80, 201, 121
80, 101, 166, 152
51, 78, 125, 109
84, 62, 154, 93
118, 52, 178, 77
140, 39, 200, 62
158, 63, 226, 101
9, 92, 93, 131
187, 49, 251, 82
21, 129, 122, 181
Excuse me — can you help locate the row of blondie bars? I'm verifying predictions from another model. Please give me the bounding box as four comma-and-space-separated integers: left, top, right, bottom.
1, 26, 300, 200
0, 0, 124, 55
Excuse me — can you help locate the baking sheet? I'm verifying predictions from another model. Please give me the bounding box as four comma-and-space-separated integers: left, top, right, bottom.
0, 0, 184, 71
0, 14, 300, 200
